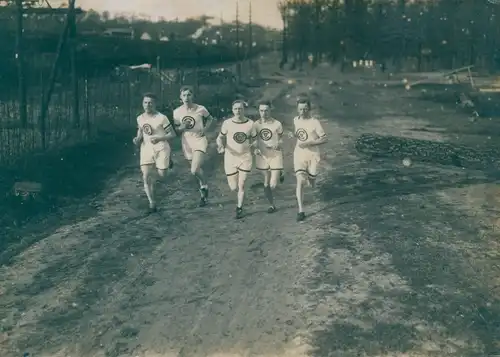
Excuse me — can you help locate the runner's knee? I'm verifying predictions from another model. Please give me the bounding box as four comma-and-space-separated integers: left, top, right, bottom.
227, 177, 238, 191
157, 169, 166, 178
141, 167, 153, 181
296, 174, 307, 185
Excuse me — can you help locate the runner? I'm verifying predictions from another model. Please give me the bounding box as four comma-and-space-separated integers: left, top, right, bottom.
173, 86, 215, 207
253, 100, 284, 213
216, 100, 258, 219
293, 97, 328, 221
133, 93, 176, 213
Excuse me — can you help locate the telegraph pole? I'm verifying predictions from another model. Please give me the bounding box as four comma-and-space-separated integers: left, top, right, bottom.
15, 0, 27, 128
235, 0, 241, 83
248, 0, 253, 68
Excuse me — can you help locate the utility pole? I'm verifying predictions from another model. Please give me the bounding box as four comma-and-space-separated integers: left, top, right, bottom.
235, 0, 241, 83
69, 0, 79, 128
15, 0, 27, 128
248, 0, 253, 69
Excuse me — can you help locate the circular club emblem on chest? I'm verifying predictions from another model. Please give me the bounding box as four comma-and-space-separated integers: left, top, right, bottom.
182, 116, 195, 129
233, 132, 248, 144
142, 124, 153, 135
259, 128, 272, 141
295, 128, 308, 141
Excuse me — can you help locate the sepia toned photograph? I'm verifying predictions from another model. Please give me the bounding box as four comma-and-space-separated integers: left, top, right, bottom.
1, 0, 500, 356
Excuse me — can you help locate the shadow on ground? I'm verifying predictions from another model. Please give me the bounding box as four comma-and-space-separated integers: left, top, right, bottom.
4, 214, 173, 356
309, 159, 500, 357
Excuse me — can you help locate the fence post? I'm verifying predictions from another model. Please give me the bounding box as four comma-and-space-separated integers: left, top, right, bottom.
195, 48, 201, 92
15, 0, 27, 128
38, 0, 73, 149
127, 77, 132, 124
84, 72, 90, 135
69, 4, 80, 129
157, 55, 164, 102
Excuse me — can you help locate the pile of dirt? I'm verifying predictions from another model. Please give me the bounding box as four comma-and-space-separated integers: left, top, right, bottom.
355, 133, 500, 175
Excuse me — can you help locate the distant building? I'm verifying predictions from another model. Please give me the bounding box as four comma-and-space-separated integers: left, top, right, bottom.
159, 36, 170, 41
140, 32, 153, 40
102, 28, 135, 39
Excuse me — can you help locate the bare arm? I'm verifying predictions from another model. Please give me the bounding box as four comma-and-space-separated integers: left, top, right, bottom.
303, 120, 327, 147
164, 128, 176, 140
277, 123, 284, 148
171, 110, 186, 134
135, 127, 143, 139
216, 132, 225, 148
249, 122, 259, 152
203, 115, 215, 132
216, 120, 227, 150
152, 116, 176, 142
306, 135, 327, 146
133, 119, 143, 145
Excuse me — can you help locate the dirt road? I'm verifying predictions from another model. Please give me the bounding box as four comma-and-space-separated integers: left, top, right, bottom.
1, 64, 500, 357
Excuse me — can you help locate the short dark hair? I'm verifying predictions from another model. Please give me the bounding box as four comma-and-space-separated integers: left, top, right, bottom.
232, 99, 247, 107
143, 92, 157, 100
258, 100, 272, 108
296, 96, 311, 108
180, 85, 194, 94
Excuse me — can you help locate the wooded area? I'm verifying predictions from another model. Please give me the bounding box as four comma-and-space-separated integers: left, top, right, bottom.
278, 0, 500, 71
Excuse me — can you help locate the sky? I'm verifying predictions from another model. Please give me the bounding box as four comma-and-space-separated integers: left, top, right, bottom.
74, 0, 283, 29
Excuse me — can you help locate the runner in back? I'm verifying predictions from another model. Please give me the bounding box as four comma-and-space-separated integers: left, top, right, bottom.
253, 100, 284, 213
173, 86, 215, 207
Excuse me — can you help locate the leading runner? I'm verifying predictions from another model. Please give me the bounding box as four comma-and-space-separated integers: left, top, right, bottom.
133, 93, 176, 213
293, 97, 327, 221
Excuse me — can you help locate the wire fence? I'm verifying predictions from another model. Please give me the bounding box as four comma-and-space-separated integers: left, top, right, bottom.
0, 56, 255, 169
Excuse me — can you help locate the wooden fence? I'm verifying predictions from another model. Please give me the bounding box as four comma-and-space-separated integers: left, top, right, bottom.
0, 57, 253, 168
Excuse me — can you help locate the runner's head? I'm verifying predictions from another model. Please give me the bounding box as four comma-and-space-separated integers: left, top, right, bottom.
296, 96, 311, 118
258, 100, 272, 120
180, 86, 194, 104
143, 92, 157, 113
232, 99, 246, 119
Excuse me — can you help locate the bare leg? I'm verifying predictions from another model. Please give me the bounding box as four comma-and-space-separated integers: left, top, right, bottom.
191, 151, 209, 205
191, 151, 207, 188
141, 164, 156, 209
267, 169, 281, 212
262, 170, 274, 207
296, 173, 307, 221
237, 170, 249, 209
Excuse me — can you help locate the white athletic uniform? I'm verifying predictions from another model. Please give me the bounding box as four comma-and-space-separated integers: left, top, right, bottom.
220, 117, 257, 175
173, 104, 210, 161
293, 116, 326, 177
253, 118, 284, 171
137, 112, 172, 170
